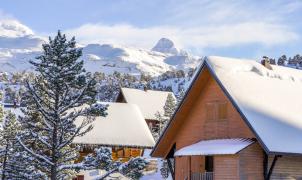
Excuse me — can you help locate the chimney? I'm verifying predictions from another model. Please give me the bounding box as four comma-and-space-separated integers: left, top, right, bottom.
261, 56, 273, 70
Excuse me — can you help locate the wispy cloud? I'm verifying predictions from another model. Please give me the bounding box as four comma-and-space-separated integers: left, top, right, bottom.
1, 0, 301, 57
64, 0, 301, 54
65, 22, 298, 54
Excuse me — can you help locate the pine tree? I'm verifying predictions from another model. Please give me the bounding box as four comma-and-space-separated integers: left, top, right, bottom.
0, 111, 19, 180
277, 55, 287, 66
16, 31, 107, 180
152, 93, 176, 140
164, 93, 176, 118
0, 111, 46, 179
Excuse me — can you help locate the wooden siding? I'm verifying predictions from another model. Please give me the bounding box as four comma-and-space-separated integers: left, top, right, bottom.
239, 143, 264, 180
174, 75, 255, 150
214, 155, 239, 180
269, 155, 302, 179
175, 156, 190, 180
172, 74, 258, 180
191, 156, 205, 173
115, 91, 127, 103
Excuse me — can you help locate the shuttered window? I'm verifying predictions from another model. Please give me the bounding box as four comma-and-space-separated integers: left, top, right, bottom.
218, 102, 228, 120
206, 103, 215, 121
206, 101, 228, 120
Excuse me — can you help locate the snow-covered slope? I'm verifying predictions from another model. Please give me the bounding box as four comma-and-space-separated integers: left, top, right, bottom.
0, 20, 201, 76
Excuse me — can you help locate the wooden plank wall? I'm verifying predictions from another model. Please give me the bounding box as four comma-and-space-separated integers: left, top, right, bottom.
214, 155, 239, 180
239, 143, 264, 180
269, 155, 302, 179
174, 76, 255, 150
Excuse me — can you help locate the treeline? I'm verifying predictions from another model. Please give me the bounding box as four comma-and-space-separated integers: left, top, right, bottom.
263, 54, 302, 67
0, 68, 196, 104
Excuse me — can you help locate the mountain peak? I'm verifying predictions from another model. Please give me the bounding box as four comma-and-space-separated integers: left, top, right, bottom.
152, 38, 179, 55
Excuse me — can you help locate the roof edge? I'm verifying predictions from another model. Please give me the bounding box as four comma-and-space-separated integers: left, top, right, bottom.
151, 59, 207, 157
204, 58, 271, 154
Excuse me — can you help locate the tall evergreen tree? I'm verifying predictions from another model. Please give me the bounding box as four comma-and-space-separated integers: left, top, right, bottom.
17, 31, 107, 180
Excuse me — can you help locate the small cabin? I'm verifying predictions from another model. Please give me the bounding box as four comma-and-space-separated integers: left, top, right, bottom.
74, 102, 155, 162
116, 87, 176, 130
151, 56, 302, 180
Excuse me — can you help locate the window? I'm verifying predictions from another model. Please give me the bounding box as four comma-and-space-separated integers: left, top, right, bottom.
205, 101, 228, 120
205, 156, 213, 172
206, 103, 215, 120
218, 102, 227, 120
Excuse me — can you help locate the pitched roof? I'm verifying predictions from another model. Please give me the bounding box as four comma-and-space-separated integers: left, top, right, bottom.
120, 88, 175, 120
174, 138, 254, 156
206, 56, 302, 155
73, 102, 155, 148
152, 56, 302, 157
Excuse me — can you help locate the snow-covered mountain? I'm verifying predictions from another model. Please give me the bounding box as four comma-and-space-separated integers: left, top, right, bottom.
0, 20, 201, 76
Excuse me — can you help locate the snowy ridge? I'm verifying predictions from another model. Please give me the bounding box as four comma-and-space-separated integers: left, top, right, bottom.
0, 20, 201, 76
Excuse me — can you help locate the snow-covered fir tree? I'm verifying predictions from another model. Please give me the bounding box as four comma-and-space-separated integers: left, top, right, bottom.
0, 111, 46, 179
151, 93, 176, 179
152, 93, 177, 140
0, 111, 19, 180
164, 93, 177, 118
16, 31, 107, 180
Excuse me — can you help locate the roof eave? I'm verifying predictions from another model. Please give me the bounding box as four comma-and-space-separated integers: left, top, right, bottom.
151, 60, 207, 157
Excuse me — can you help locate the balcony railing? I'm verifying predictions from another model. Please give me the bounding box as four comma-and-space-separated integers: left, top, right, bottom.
191, 172, 213, 180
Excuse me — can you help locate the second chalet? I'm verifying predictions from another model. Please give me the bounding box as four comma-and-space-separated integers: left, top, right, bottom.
116, 87, 176, 129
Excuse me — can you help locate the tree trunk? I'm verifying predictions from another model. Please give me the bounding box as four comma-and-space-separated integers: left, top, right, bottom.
51, 125, 58, 180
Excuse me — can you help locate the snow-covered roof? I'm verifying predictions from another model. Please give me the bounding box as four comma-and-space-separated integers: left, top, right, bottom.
206, 56, 302, 154
3, 107, 24, 117
120, 88, 175, 120
73, 102, 155, 148
174, 138, 254, 156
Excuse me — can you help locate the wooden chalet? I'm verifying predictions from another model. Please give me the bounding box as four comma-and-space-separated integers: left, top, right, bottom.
116, 87, 176, 129
151, 56, 302, 180
74, 102, 155, 161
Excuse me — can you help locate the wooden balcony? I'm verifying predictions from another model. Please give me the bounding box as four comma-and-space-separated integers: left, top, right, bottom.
191, 172, 213, 180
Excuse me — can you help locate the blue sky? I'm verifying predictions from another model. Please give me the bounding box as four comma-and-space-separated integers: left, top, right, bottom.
1, 0, 302, 59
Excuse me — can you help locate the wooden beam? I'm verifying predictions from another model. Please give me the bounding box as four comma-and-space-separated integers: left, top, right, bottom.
265, 155, 281, 180
263, 151, 268, 179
